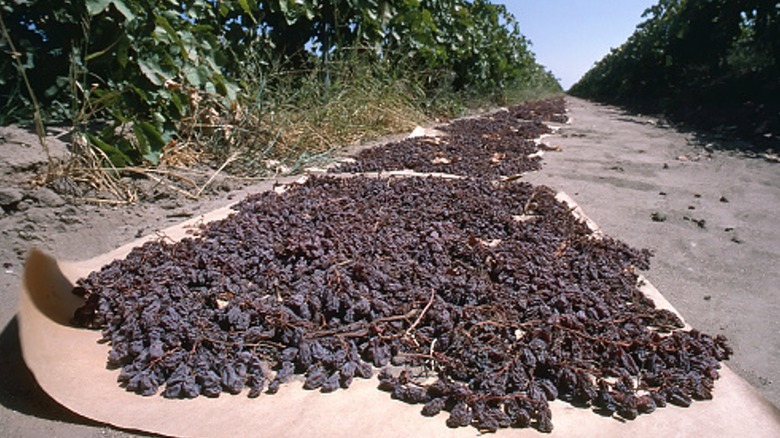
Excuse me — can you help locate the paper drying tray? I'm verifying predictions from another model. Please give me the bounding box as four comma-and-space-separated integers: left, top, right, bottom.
19, 177, 780, 437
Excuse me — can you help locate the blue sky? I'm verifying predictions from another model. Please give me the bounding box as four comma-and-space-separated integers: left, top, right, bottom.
501, 1, 658, 90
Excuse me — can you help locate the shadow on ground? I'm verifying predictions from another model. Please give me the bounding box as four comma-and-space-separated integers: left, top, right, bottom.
686, 130, 779, 159
0, 317, 179, 437
0, 317, 101, 424
583, 97, 779, 156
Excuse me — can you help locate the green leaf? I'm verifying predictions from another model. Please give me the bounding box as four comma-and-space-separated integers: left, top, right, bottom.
138, 56, 168, 86
279, 0, 300, 25
88, 134, 133, 167
138, 121, 166, 150
132, 124, 149, 155
169, 91, 185, 115
156, 14, 187, 56
134, 121, 166, 164
44, 84, 60, 98
116, 36, 130, 68
86, 0, 135, 21
144, 149, 161, 165
185, 66, 209, 87
127, 84, 150, 104
86, 0, 111, 16
224, 81, 239, 101
111, 0, 136, 21
152, 112, 166, 126
238, 0, 257, 23
303, 2, 315, 20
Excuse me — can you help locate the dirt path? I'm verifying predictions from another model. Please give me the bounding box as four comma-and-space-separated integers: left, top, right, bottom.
1, 97, 778, 436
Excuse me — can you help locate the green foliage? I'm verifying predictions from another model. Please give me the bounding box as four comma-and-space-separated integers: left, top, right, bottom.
1, 0, 560, 168
387, 0, 539, 93
570, 0, 779, 138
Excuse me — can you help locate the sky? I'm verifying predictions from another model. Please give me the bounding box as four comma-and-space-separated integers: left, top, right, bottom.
501, 1, 658, 90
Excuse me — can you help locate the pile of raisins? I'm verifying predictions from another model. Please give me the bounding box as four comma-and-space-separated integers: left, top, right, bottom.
332, 108, 553, 178
72, 100, 727, 432
73, 174, 730, 433
508, 96, 569, 124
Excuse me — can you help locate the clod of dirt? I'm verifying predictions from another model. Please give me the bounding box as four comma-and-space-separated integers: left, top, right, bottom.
0, 188, 23, 210
651, 212, 667, 222
29, 187, 66, 208
15, 199, 32, 212
57, 207, 83, 225
683, 216, 707, 229
719, 196, 729, 203
539, 143, 562, 152
17, 225, 38, 240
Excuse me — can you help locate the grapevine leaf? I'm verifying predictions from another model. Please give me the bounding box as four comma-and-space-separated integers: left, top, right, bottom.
110, 0, 136, 21
86, 0, 111, 16
87, 133, 133, 167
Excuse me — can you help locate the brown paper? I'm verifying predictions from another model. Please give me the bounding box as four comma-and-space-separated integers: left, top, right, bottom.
19, 185, 780, 437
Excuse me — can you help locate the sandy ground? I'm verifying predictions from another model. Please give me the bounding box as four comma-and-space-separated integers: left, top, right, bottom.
0, 97, 778, 436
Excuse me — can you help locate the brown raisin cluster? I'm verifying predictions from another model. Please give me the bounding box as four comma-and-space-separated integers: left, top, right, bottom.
74, 174, 730, 433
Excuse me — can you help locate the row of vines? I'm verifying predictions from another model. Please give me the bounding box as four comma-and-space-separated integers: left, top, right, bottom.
1, 0, 560, 169
570, 0, 779, 141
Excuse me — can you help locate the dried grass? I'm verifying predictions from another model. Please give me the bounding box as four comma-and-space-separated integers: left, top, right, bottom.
52, 49, 558, 203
